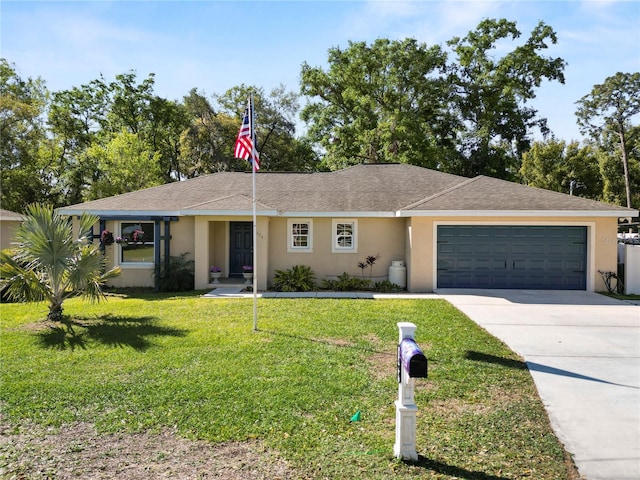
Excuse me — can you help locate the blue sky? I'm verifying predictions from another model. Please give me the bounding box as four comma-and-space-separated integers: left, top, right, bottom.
2, 0, 639, 141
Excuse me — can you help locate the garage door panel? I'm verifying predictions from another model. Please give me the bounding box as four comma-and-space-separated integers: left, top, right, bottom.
437, 226, 587, 290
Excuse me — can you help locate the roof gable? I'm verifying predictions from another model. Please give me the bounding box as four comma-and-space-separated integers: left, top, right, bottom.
402, 176, 631, 213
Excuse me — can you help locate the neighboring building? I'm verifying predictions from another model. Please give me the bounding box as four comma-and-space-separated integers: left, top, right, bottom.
57, 164, 638, 292
0, 209, 24, 251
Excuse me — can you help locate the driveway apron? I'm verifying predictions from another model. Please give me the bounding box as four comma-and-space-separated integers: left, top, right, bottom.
437, 289, 640, 480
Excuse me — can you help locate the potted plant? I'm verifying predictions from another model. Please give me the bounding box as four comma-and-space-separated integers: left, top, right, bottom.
210, 266, 222, 283
132, 229, 144, 244
101, 229, 114, 247
242, 265, 253, 284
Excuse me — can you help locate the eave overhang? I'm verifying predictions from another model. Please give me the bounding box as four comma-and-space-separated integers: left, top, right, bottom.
395, 209, 639, 218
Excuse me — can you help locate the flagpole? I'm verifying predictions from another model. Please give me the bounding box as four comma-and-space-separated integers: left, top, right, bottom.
251, 93, 258, 332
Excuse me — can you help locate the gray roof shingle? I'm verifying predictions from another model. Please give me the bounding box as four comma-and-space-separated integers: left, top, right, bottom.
58, 164, 635, 217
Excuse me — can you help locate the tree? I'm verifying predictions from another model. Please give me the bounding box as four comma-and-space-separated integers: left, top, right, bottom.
0, 59, 51, 212
215, 85, 319, 172
0, 204, 121, 322
147, 95, 190, 181
46, 70, 188, 200
520, 138, 602, 199
178, 88, 237, 177
83, 129, 163, 200
47, 81, 109, 206
300, 38, 453, 170
576, 72, 640, 208
300, 21, 565, 176
446, 19, 566, 178
595, 124, 640, 207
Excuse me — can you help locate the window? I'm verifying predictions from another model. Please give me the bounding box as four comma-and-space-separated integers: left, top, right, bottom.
332, 219, 357, 253
119, 222, 155, 263
288, 219, 312, 252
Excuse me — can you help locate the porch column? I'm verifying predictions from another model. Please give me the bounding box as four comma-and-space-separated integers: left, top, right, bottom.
256, 217, 270, 291
194, 217, 210, 290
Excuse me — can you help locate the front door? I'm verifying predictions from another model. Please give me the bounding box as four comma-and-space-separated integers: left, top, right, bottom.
229, 222, 253, 277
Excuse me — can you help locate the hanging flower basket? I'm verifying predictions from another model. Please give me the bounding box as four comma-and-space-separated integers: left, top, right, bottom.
101, 229, 114, 246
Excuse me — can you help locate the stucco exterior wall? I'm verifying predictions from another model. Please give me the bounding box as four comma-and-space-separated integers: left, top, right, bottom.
97, 217, 194, 288
84, 213, 620, 293
267, 217, 407, 287
1, 220, 21, 251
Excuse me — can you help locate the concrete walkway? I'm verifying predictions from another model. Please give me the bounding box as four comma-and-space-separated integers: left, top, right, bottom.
437, 289, 640, 480
202, 287, 440, 299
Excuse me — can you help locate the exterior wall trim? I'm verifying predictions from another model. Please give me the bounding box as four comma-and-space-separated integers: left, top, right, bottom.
401, 210, 633, 218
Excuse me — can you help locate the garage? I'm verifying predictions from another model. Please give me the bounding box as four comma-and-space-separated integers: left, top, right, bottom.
437, 225, 587, 289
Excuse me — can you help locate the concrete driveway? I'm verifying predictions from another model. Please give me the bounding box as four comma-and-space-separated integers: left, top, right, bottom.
436, 289, 640, 480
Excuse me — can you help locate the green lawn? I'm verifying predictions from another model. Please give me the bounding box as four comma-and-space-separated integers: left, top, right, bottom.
0, 292, 575, 479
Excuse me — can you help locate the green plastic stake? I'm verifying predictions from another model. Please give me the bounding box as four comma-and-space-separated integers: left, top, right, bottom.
350, 410, 361, 422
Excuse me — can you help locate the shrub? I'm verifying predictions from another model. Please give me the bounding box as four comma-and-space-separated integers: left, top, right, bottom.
272, 265, 316, 292
373, 280, 402, 292
321, 272, 371, 291
357, 254, 381, 279
156, 253, 194, 292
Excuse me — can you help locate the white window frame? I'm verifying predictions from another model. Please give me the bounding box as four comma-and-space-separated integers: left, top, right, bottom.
117, 221, 155, 266
287, 219, 313, 252
332, 219, 358, 253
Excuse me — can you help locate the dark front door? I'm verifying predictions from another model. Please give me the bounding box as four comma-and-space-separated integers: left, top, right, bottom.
230, 222, 253, 277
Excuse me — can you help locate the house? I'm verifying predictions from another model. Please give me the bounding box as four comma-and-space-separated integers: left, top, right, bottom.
0, 209, 25, 251
57, 163, 638, 292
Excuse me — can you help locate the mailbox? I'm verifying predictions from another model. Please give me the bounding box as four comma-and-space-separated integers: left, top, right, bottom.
399, 338, 428, 379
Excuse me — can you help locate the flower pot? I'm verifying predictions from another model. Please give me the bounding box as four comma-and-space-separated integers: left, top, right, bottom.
243, 272, 253, 285
210, 272, 222, 284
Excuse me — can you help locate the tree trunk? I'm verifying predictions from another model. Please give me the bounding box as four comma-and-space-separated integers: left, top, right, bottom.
618, 128, 632, 208
48, 302, 64, 322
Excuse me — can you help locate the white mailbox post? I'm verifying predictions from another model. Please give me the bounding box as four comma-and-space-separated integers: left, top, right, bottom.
394, 322, 427, 461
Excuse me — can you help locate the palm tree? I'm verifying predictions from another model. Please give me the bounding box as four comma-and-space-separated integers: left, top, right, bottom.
0, 203, 121, 321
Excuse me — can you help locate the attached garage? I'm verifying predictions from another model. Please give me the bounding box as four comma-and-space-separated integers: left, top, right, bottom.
437, 225, 587, 290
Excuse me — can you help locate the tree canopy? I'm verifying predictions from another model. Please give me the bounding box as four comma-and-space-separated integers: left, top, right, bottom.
576, 72, 640, 208
1, 17, 637, 212
301, 19, 566, 178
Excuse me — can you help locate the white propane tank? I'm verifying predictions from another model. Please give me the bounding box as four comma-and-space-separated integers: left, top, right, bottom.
389, 261, 407, 289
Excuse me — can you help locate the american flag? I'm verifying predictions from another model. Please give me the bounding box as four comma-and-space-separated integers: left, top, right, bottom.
234, 98, 260, 170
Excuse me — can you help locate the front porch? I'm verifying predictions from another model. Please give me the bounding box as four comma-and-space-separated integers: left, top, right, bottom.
195, 217, 269, 291
206, 276, 253, 289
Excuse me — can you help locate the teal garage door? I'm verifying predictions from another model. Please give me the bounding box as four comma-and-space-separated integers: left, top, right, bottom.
437, 226, 587, 289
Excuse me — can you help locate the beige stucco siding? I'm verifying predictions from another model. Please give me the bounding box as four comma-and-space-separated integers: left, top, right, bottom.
97, 218, 194, 288
1, 220, 21, 251
268, 217, 407, 286
82, 213, 620, 293
406, 216, 619, 292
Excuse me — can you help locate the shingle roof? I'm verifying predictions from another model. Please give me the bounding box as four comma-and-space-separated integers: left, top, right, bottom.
58, 164, 636, 217
0, 209, 25, 221
401, 175, 631, 213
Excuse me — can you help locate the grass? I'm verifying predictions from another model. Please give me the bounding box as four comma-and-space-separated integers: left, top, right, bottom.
0, 292, 574, 479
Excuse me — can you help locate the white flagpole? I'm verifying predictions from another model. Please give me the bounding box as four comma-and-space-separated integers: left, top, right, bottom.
251, 93, 258, 332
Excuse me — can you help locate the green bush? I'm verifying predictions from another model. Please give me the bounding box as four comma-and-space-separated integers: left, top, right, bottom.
373, 279, 401, 292
321, 272, 371, 291
156, 253, 194, 292
271, 265, 316, 292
